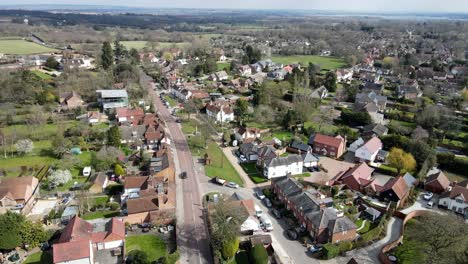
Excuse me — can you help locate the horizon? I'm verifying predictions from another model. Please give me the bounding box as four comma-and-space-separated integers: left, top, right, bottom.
1, 0, 468, 14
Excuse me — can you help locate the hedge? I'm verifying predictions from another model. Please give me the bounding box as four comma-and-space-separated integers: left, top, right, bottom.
250, 244, 268, 264
322, 243, 340, 259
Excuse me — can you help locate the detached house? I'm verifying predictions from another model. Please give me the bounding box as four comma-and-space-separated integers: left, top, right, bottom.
262, 154, 303, 179
355, 92, 387, 124
235, 127, 261, 143
0, 176, 39, 215
396, 85, 422, 100
209, 71, 229, 81
354, 137, 383, 163
438, 180, 468, 217
379, 175, 411, 207
59, 91, 84, 110
424, 170, 450, 194
206, 103, 234, 123
237, 65, 252, 76
332, 163, 374, 192
116, 107, 144, 124
308, 134, 347, 159
336, 69, 353, 83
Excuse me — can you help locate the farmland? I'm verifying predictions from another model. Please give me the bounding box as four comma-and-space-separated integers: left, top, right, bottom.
0, 39, 57, 55
120, 41, 190, 50
270, 55, 346, 70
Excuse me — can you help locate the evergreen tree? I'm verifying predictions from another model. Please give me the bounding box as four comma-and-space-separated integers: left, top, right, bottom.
324, 71, 337, 92
107, 126, 121, 147
101, 41, 114, 70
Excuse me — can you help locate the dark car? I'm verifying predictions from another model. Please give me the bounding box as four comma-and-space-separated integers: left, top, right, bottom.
271, 208, 282, 219
180, 172, 187, 179
175, 119, 181, 123
286, 229, 298, 240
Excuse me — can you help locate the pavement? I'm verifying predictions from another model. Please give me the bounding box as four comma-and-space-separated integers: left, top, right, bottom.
145, 76, 211, 264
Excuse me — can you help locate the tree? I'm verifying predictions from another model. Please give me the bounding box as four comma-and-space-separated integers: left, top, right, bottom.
45, 56, 60, 70
15, 139, 34, 155
407, 140, 436, 168
128, 250, 150, 264
51, 131, 70, 158
388, 148, 416, 175
411, 126, 429, 141
21, 221, 48, 248
113, 40, 127, 58
340, 109, 372, 127
48, 169, 72, 187
129, 48, 140, 64
250, 244, 268, 264
324, 71, 337, 92
114, 164, 125, 176
107, 126, 121, 147
162, 51, 174, 61
0, 212, 24, 250
210, 199, 244, 255
234, 99, 249, 123
221, 237, 239, 260
416, 106, 440, 131
242, 45, 261, 64
92, 146, 124, 171
101, 41, 114, 70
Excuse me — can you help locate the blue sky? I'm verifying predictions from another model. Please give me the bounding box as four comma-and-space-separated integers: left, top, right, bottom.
2, 0, 468, 13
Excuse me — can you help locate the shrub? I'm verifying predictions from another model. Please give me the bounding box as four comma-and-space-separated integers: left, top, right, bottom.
262, 188, 272, 198
250, 244, 268, 264
107, 202, 120, 211
338, 241, 353, 252
221, 238, 239, 260
322, 243, 340, 260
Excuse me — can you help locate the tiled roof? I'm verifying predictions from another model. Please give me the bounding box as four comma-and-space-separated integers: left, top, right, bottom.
358, 137, 382, 154
272, 177, 304, 197
382, 175, 410, 200
124, 176, 149, 189
58, 216, 93, 243
309, 134, 344, 149
127, 196, 159, 214
425, 171, 450, 188
0, 176, 38, 201
440, 185, 468, 202
53, 240, 91, 263
341, 163, 374, 183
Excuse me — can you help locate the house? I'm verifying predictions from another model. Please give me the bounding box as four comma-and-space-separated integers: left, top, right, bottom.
425, 171, 451, 194
256, 145, 278, 168
376, 150, 389, 162
333, 163, 374, 192
354, 137, 383, 163
89, 172, 109, 194
267, 69, 287, 80
116, 107, 145, 124
302, 152, 319, 169
81, 111, 108, 125
96, 90, 129, 110
237, 65, 252, 76
396, 85, 422, 100
59, 91, 84, 109
362, 124, 388, 138
287, 140, 312, 154
355, 92, 387, 112
119, 125, 147, 148
239, 142, 260, 162
402, 172, 417, 188
206, 104, 234, 123
53, 216, 125, 264
360, 206, 381, 223
61, 205, 79, 223
0, 176, 39, 215
171, 87, 192, 101
361, 82, 384, 95
379, 175, 411, 207
235, 127, 261, 143
438, 180, 468, 216
308, 134, 347, 159
250, 63, 263, 73
210, 71, 229, 81
262, 154, 303, 179
348, 138, 365, 153
359, 72, 380, 83
336, 69, 353, 83
309, 86, 328, 99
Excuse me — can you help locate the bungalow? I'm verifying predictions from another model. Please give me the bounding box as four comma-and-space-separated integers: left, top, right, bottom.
308, 134, 347, 159
116, 107, 145, 124
263, 154, 303, 179
354, 137, 383, 163
0, 176, 39, 215
53, 216, 125, 264
438, 180, 468, 216
425, 170, 450, 194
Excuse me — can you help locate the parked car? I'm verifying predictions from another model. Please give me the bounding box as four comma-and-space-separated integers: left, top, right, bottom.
226, 182, 239, 189
259, 215, 273, 231
271, 208, 282, 219
423, 192, 433, 201
175, 119, 181, 123
180, 172, 187, 179
239, 155, 247, 163
61, 197, 70, 205
255, 204, 263, 217
286, 229, 298, 240
255, 191, 266, 200
213, 177, 226, 185
426, 200, 434, 209
309, 244, 324, 253
263, 198, 272, 208
82, 166, 92, 177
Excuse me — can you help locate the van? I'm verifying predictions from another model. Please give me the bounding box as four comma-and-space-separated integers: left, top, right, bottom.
82, 166, 92, 177
254, 204, 263, 217
259, 215, 273, 231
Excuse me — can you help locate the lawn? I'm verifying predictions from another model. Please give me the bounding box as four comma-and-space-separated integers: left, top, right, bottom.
126, 235, 167, 262
81, 210, 120, 220
163, 94, 177, 107
240, 162, 267, 184
217, 62, 230, 71
262, 130, 294, 143
389, 120, 417, 129
0, 39, 57, 55
24, 251, 53, 264
204, 141, 244, 186
31, 70, 53, 80
2, 121, 79, 140
356, 219, 372, 234
181, 119, 198, 135
270, 55, 346, 70
304, 121, 339, 135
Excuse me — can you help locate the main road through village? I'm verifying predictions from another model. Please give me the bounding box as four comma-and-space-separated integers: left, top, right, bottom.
145, 74, 212, 264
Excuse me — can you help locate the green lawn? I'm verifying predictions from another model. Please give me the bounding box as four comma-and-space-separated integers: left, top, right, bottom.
304, 121, 339, 135
82, 210, 120, 220
217, 62, 230, 71
270, 55, 346, 70
204, 141, 244, 186
31, 70, 54, 80
240, 162, 267, 183
2, 121, 79, 140
24, 251, 53, 264
356, 219, 372, 234
126, 235, 167, 262
181, 119, 199, 135
389, 120, 417, 129
262, 130, 294, 143
120, 41, 189, 50
163, 94, 177, 107
0, 39, 57, 55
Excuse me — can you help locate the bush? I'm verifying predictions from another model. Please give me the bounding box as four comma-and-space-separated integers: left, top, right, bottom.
262, 188, 273, 199
221, 238, 239, 260
105, 184, 123, 195
338, 241, 353, 252
107, 202, 120, 211
250, 244, 268, 264
322, 243, 340, 260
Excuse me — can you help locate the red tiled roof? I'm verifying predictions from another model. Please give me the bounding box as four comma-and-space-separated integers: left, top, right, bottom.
444, 185, 468, 202
58, 216, 93, 243
53, 240, 91, 263
382, 175, 410, 200
127, 196, 159, 214
342, 163, 374, 183
313, 134, 344, 149
124, 176, 149, 189
116, 107, 145, 119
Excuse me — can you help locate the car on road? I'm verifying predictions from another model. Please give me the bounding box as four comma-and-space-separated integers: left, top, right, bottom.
226, 182, 239, 189
263, 198, 272, 208
180, 172, 187, 179
255, 191, 266, 200
271, 208, 282, 219
308, 244, 324, 253
423, 192, 433, 200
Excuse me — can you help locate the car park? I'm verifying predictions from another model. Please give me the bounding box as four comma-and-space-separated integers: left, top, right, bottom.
255, 191, 266, 200
226, 182, 239, 189
263, 198, 272, 208
423, 192, 433, 200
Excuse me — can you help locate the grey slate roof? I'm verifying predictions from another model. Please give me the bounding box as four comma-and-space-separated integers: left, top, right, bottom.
239, 142, 259, 156
363, 124, 388, 136
120, 125, 146, 141
332, 215, 357, 233
289, 141, 311, 153
302, 152, 319, 163
272, 177, 303, 197
97, 89, 128, 98
266, 154, 303, 168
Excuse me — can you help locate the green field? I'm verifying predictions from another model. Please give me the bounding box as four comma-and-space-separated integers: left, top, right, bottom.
204, 141, 244, 186
31, 70, 54, 80
217, 62, 230, 71
270, 55, 346, 70
126, 235, 167, 262
120, 41, 189, 50
0, 39, 57, 55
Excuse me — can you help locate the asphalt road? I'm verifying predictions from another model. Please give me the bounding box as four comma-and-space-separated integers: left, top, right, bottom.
145, 76, 211, 264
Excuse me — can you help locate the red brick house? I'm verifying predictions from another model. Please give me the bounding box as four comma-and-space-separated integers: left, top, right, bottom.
379, 175, 411, 207
308, 134, 346, 158
425, 171, 450, 193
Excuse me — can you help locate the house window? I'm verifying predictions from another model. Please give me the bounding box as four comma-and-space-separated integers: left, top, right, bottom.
456, 199, 463, 204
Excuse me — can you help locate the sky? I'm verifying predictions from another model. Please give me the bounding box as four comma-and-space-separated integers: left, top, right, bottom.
2, 0, 468, 13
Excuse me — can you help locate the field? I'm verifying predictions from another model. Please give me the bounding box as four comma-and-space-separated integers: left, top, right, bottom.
240, 162, 267, 184
270, 55, 346, 70
126, 235, 167, 262
217, 62, 230, 71
31, 70, 54, 80
0, 39, 57, 55
204, 141, 244, 186
120, 41, 189, 50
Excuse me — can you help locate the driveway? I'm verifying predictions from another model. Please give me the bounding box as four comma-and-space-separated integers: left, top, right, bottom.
221, 146, 257, 188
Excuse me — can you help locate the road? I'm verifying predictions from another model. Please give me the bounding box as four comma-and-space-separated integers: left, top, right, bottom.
145, 76, 211, 264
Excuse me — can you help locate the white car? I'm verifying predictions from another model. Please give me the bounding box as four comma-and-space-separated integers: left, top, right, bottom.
226, 182, 239, 189
423, 192, 433, 201
426, 200, 434, 209
239, 155, 247, 163
255, 191, 266, 200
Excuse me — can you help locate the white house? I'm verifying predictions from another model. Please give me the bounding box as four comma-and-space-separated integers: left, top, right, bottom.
235, 127, 261, 143
263, 154, 303, 179
302, 152, 319, 169
348, 137, 365, 152
238, 65, 252, 76
171, 87, 192, 101
354, 137, 383, 163
336, 69, 354, 83
438, 181, 468, 216
206, 104, 234, 123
